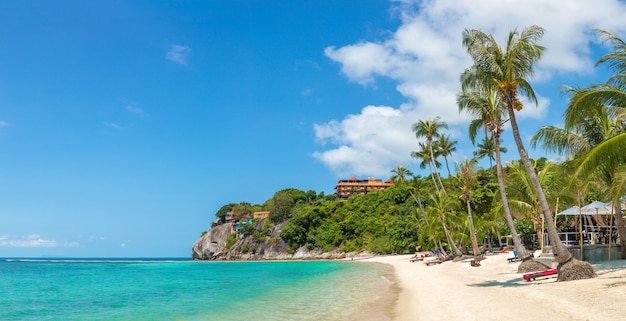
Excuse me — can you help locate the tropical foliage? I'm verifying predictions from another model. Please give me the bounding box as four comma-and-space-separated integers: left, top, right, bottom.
204, 27, 626, 281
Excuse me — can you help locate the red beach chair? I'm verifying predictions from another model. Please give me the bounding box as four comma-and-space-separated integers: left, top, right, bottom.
523, 268, 558, 282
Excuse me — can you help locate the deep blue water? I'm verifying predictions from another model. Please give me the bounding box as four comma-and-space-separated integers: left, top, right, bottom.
0, 258, 396, 320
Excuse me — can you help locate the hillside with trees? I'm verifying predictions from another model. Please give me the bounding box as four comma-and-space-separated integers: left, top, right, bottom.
194, 26, 626, 282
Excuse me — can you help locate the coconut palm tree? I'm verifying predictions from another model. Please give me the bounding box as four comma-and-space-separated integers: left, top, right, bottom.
435, 134, 457, 177
411, 142, 442, 194
558, 30, 626, 259
391, 165, 429, 224
460, 26, 590, 280
455, 158, 481, 262
505, 159, 560, 241
473, 136, 507, 169
426, 191, 464, 257
533, 94, 626, 258
413, 117, 448, 193
457, 87, 532, 261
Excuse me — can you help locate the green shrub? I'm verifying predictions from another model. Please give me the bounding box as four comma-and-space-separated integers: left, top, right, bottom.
252, 230, 266, 242
225, 233, 237, 250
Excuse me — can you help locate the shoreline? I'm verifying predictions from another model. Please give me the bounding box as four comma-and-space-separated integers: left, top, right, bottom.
362, 253, 626, 321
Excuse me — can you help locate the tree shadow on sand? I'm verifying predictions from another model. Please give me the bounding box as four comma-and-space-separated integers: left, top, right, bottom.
467, 279, 529, 288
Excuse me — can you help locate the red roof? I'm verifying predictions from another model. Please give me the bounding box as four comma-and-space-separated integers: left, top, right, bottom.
348, 176, 359, 181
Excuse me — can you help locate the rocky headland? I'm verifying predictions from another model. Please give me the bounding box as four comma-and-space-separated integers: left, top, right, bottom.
192, 219, 367, 260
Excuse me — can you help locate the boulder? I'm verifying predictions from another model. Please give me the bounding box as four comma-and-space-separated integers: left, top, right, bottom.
192, 223, 233, 260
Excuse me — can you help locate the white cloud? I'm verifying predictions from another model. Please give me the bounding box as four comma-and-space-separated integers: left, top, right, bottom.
313, 105, 418, 177
126, 105, 146, 116
0, 120, 10, 127
166, 44, 192, 64
0, 234, 79, 248
120, 243, 126, 247
102, 122, 121, 129
316, 0, 626, 177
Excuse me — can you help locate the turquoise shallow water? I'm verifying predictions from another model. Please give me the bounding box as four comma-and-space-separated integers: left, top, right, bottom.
0, 258, 396, 321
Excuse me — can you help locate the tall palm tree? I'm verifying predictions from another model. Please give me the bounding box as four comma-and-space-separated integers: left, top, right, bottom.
533, 94, 626, 258
435, 134, 457, 177
460, 26, 581, 277
413, 117, 448, 193
411, 142, 442, 194
559, 30, 626, 259
455, 158, 481, 262
457, 87, 532, 260
391, 165, 429, 224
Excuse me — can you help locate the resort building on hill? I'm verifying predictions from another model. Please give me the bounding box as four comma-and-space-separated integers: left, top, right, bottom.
253, 211, 270, 220
334, 177, 393, 200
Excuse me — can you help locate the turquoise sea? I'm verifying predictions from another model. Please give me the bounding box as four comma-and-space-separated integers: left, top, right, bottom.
0, 258, 397, 321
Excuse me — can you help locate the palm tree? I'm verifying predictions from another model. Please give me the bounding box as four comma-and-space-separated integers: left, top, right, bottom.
455, 158, 481, 262
473, 136, 507, 169
411, 142, 442, 194
434, 134, 457, 177
558, 30, 626, 259
413, 117, 448, 193
505, 159, 560, 245
457, 87, 532, 261
460, 26, 584, 279
391, 165, 429, 224
533, 93, 626, 259
426, 191, 463, 257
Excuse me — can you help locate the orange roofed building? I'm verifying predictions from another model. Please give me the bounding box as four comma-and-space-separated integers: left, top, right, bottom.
334, 177, 393, 200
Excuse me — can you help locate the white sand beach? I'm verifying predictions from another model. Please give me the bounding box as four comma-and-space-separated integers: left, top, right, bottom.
365, 253, 626, 321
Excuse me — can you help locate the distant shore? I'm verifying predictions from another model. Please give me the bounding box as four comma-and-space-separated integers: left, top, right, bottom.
363, 253, 626, 321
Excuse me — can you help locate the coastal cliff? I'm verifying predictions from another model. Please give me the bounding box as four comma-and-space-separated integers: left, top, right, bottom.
192, 219, 353, 260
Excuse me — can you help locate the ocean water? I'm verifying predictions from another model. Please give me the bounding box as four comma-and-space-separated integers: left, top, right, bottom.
0, 258, 397, 321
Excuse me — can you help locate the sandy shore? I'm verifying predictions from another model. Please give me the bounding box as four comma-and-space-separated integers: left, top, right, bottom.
364, 253, 626, 321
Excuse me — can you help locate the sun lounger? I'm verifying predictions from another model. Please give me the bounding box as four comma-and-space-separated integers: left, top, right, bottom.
423, 257, 442, 266
507, 256, 521, 263
523, 268, 558, 282
507, 250, 522, 263
410, 252, 432, 262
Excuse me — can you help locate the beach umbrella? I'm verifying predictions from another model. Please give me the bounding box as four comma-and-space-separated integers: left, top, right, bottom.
557, 206, 582, 216
580, 201, 612, 214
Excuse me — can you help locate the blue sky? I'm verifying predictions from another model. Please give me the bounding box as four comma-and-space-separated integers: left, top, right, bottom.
2, 0, 626, 257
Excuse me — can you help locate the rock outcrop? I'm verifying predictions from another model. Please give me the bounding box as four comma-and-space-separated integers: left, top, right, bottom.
192, 219, 364, 260
192, 223, 234, 260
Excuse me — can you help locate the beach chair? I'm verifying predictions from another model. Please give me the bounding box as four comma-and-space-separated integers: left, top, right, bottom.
409, 252, 431, 262
507, 250, 520, 263
523, 268, 558, 282
423, 256, 442, 266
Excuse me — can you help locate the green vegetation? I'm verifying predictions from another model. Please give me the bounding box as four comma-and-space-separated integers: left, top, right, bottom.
207, 27, 626, 281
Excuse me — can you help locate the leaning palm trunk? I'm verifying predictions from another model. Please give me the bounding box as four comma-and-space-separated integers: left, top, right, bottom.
507, 105, 571, 262
415, 193, 429, 225
465, 197, 481, 262
429, 144, 446, 194
494, 132, 531, 259
440, 213, 463, 256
